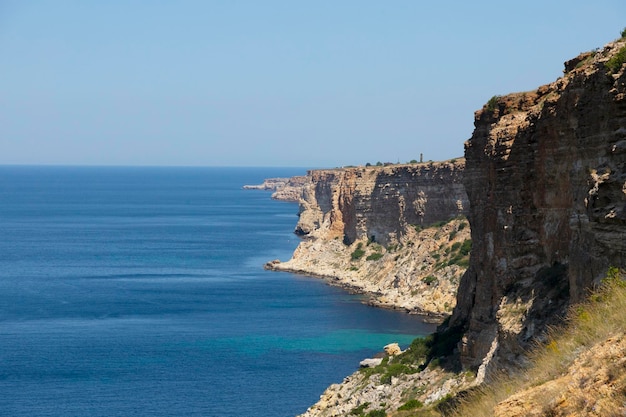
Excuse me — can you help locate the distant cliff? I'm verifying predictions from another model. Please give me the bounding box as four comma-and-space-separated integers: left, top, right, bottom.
243, 176, 307, 202
449, 38, 626, 375
268, 161, 470, 318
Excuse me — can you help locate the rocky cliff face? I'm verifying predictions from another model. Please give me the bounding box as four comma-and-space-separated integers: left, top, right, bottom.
268, 161, 470, 318
450, 39, 626, 374
243, 176, 307, 202
295, 162, 468, 246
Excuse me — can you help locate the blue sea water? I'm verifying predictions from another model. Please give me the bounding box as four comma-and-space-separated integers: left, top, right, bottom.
0, 166, 435, 417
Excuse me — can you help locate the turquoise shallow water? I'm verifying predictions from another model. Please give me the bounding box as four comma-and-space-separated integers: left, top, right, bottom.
0, 166, 435, 417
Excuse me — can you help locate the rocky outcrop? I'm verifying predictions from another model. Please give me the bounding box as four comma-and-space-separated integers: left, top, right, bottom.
243, 176, 307, 202
243, 177, 290, 190
298, 361, 471, 417
271, 176, 308, 202
267, 161, 470, 318
294, 162, 468, 246
449, 38, 626, 375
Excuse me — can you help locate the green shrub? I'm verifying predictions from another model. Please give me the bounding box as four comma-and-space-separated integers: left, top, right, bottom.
621, 27, 626, 38
459, 239, 472, 256
397, 337, 430, 365
455, 258, 470, 268
380, 363, 414, 384
450, 242, 462, 252
449, 230, 458, 240
486, 95, 501, 111
351, 248, 365, 260
422, 275, 437, 285
351, 243, 365, 260
366, 253, 384, 261
458, 222, 467, 231
398, 399, 424, 411
606, 45, 626, 73
350, 402, 370, 416
429, 220, 447, 228
365, 410, 386, 417
447, 251, 470, 267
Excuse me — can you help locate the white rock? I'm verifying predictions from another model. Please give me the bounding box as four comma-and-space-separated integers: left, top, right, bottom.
384, 342, 402, 356
359, 358, 383, 368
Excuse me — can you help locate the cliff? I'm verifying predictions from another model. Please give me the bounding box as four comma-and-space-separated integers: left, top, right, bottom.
243, 176, 307, 202
296, 35, 626, 417
449, 37, 626, 375
243, 177, 290, 190
267, 161, 470, 317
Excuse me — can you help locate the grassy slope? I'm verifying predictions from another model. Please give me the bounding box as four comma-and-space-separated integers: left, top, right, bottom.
452, 267, 626, 416
391, 268, 626, 417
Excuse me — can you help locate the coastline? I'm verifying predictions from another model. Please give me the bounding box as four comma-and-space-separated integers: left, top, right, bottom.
265, 216, 470, 322
265, 260, 450, 323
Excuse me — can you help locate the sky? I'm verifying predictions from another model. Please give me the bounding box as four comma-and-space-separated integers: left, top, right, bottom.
1, 1, 625, 168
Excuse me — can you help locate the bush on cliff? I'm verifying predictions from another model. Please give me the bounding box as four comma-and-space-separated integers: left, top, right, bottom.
486, 95, 501, 111
351, 243, 365, 260
605, 45, 626, 73
366, 252, 384, 261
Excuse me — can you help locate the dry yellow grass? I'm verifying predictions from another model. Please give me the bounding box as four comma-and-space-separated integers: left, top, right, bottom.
452, 267, 626, 417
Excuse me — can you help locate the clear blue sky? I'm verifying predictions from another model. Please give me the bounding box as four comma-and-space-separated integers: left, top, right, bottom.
1, 1, 625, 168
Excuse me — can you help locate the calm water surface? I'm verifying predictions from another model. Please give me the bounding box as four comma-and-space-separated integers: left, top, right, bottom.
0, 166, 435, 417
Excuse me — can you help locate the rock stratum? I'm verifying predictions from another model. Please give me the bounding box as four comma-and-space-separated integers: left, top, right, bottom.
449, 37, 626, 376
267, 161, 470, 318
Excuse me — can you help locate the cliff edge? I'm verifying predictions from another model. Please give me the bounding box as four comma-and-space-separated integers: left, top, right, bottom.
296, 34, 626, 417
268, 161, 470, 318
449, 37, 626, 376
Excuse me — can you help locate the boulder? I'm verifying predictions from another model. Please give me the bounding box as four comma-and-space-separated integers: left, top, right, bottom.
359, 358, 383, 368
384, 343, 402, 356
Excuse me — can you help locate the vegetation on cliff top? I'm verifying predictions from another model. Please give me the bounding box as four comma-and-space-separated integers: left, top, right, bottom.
605, 44, 626, 73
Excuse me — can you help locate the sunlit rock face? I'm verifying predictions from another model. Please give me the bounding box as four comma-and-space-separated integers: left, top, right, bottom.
269, 161, 470, 318
295, 162, 468, 246
450, 40, 626, 373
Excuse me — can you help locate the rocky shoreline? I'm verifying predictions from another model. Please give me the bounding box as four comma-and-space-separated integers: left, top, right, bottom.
248, 162, 470, 319
243, 175, 307, 202
265, 216, 470, 321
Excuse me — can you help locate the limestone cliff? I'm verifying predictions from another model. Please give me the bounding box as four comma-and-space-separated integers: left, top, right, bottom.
294, 162, 467, 246
243, 176, 307, 202
449, 38, 626, 375
294, 36, 626, 417
267, 161, 470, 318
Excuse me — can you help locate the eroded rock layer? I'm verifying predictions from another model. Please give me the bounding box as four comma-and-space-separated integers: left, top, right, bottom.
295, 162, 468, 246
450, 39, 626, 373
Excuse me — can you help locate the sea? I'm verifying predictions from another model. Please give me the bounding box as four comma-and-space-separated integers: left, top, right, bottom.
0, 166, 436, 417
